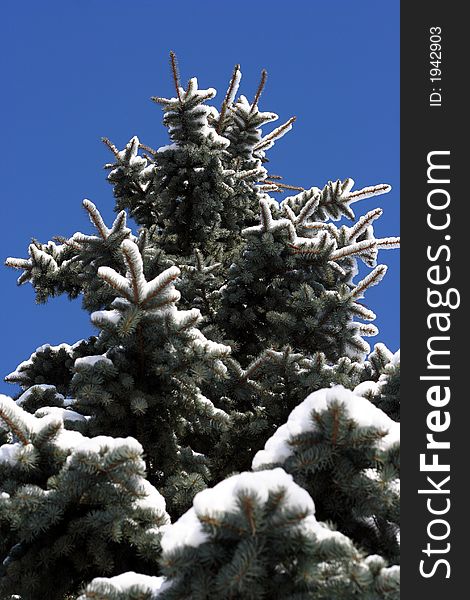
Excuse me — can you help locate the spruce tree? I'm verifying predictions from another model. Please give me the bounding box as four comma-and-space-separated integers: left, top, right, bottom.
2, 54, 399, 599
0, 396, 169, 599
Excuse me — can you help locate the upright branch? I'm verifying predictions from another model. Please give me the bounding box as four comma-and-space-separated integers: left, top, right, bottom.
101, 136, 120, 158
217, 63, 241, 133
351, 264, 388, 299
250, 68, 268, 114
224, 63, 241, 106
169, 50, 182, 104
348, 208, 383, 242
82, 199, 109, 240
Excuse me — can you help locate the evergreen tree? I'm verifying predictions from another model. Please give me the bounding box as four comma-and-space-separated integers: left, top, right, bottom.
0, 396, 169, 600
80, 470, 399, 600
354, 345, 400, 422
252, 386, 400, 564
2, 54, 399, 599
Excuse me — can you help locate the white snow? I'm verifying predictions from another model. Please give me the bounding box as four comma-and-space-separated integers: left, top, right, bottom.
80, 572, 170, 597
6, 343, 75, 384
34, 406, 88, 423
16, 385, 63, 407
252, 386, 400, 470
225, 66, 241, 106
197, 468, 315, 515
160, 468, 316, 554
330, 239, 377, 262
144, 264, 180, 304
0, 394, 37, 433
134, 478, 168, 516
301, 514, 353, 548
98, 241, 181, 307
74, 355, 113, 369
52, 428, 85, 453
0, 442, 24, 466
29, 245, 59, 271
390, 349, 400, 367
0, 394, 169, 535
190, 331, 230, 358
66, 435, 143, 460
139, 163, 156, 180
255, 118, 295, 151
1, 395, 84, 459
160, 79, 231, 148
351, 265, 388, 300
170, 306, 200, 327
62, 397, 78, 407
345, 183, 392, 205
196, 393, 230, 420
160, 507, 209, 553
380, 563, 400, 577
71, 339, 86, 349
156, 142, 179, 153
354, 381, 380, 398
34, 343, 72, 355
371, 343, 393, 364
91, 309, 121, 326
108, 136, 147, 175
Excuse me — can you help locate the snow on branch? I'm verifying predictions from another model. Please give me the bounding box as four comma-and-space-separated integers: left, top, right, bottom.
376, 237, 400, 250
254, 116, 296, 151
252, 386, 400, 469
82, 199, 109, 239
345, 183, 391, 205
242, 199, 296, 240
79, 572, 171, 599
160, 468, 319, 554
0, 395, 33, 447
225, 63, 242, 107
348, 208, 383, 242
98, 239, 181, 308
71, 200, 131, 247
330, 239, 377, 261
103, 136, 147, 171
351, 264, 388, 299
152, 77, 216, 108
217, 63, 242, 133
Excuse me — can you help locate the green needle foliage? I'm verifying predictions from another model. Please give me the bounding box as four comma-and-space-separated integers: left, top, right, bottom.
2, 54, 399, 599
0, 396, 168, 600
252, 386, 400, 564
81, 470, 399, 600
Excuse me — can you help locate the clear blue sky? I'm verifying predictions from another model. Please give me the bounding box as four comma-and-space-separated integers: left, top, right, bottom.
0, 0, 399, 395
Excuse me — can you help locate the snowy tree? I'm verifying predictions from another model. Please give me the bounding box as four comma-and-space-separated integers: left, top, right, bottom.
82, 469, 399, 600
2, 54, 399, 599
0, 396, 169, 599
252, 386, 400, 563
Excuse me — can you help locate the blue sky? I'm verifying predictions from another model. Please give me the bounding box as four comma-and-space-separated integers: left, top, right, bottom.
0, 0, 399, 394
